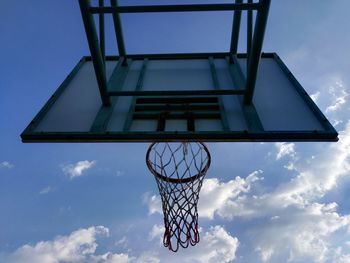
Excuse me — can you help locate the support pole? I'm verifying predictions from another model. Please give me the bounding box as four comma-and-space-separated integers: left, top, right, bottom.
243, 0, 271, 105
79, 0, 110, 106
90, 3, 260, 14
230, 0, 243, 55
247, 0, 253, 59
99, 0, 105, 68
123, 59, 148, 131
209, 57, 230, 131
110, 0, 126, 58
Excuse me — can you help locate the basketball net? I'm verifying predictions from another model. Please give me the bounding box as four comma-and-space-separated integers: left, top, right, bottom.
146, 142, 211, 252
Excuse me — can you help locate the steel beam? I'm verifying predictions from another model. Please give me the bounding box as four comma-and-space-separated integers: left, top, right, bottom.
230, 0, 243, 54
227, 55, 263, 132
90, 3, 260, 14
247, 0, 253, 63
135, 104, 220, 112
110, 0, 126, 58
123, 59, 148, 131
136, 97, 218, 104
133, 112, 221, 120
108, 89, 245, 97
21, 131, 339, 143
90, 58, 132, 132
209, 57, 230, 131
99, 0, 105, 67
79, 0, 110, 106
243, 0, 271, 104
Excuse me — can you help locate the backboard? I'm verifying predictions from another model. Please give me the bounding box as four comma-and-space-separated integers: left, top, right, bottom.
21, 0, 338, 142
21, 52, 338, 142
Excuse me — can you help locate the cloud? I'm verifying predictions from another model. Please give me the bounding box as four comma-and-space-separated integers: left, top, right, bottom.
115, 236, 127, 247
2, 225, 238, 263
275, 143, 296, 160
149, 225, 239, 263
310, 91, 321, 103
325, 79, 348, 113
0, 161, 14, 169
298, 73, 349, 121
275, 121, 350, 205
335, 252, 350, 263
222, 122, 350, 211
3, 226, 110, 263
253, 202, 350, 262
217, 122, 350, 262
91, 252, 131, 263
62, 160, 96, 179
180, 225, 239, 263
199, 171, 263, 219
39, 186, 52, 195
142, 192, 162, 215
148, 225, 164, 241
143, 170, 263, 220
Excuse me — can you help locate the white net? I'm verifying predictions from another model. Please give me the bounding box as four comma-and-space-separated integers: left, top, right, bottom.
146, 142, 211, 252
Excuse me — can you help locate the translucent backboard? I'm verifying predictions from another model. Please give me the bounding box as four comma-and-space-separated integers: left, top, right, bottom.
21, 53, 338, 142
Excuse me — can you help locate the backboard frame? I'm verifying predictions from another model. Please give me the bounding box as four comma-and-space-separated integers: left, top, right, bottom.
21, 52, 338, 143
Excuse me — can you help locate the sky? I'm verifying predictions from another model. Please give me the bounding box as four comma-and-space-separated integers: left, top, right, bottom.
1, 0, 350, 262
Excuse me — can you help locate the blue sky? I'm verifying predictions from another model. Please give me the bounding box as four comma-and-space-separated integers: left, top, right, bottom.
1, 0, 350, 262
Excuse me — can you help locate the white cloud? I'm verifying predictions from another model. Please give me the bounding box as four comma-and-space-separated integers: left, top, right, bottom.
212, 122, 350, 262
284, 161, 297, 171
142, 192, 162, 215
62, 160, 96, 179
149, 225, 239, 263
2, 225, 238, 263
132, 252, 159, 263
91, 252, 131, 263
255, 246, 274, 262
4, 226, 110, 263
310, 91, 321, 103
143, 170, 263, 220
325, 79, 348, 113
275, 142, 296, 160
183, 226, 239, 263
333, 119, 344, 127
0, 161, 14, 169
252, 202, 350, 263
199, 171, 263, 219
275, 121, 350, 205
39, 186, 52, 195
148, 225, 164, 241
335, 253, 350, 263
114, 236, 128, 248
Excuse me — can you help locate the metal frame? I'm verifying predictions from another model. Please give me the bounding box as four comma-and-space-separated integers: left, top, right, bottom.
21, 0, 338, 142
78, 0, 270, 108
89, 3, 260, 14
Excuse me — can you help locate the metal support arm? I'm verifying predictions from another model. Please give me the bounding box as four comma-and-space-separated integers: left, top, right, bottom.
243, 0, 271, 105
110, 0, 126, 58
79, 0, 110, 106
230, 0, 243, 54
90, 3, 260, 14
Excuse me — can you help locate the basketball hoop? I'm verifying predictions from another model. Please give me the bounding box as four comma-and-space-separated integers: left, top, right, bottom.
146, 142, 211, 252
